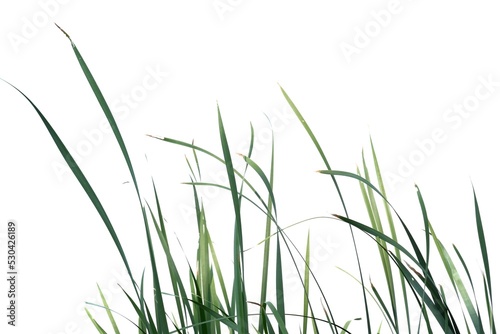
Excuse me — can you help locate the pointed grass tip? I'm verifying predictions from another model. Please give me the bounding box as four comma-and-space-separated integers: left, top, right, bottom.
146, 134, 162, 140
54, 23, 71, 40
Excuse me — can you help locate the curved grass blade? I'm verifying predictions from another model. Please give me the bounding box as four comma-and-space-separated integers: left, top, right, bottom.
280, 85, 360, 334
278, 85, 346, 215
54, 23, 141, 201
0, 77, 147, 327
238, 153, 277, 220
54, 25, 171, 333
147, 135, 267, 211
182, 182, 274, 221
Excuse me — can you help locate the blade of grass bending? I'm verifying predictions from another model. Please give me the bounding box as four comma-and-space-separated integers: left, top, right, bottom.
472, 187, 496, 333
369, 137, 410, 334
278, 85, 346, 215
217, 105, 248, 333
280, 85, 354, 334
0, 78, 147, 326
148, 135, 268, 211
322, 168, 447, 327
183, 182, 273, 221
54, 24, 141, 202
319, 170, 432, 272
400, 259, 458, 333
238, 154, 277, 220
58, 23, 154, 328
55, 25, 172, 332
350, 208, 458, 334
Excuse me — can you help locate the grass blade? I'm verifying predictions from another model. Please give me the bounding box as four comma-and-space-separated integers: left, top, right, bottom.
0, 77, 146, 326
472, 187, 496, 333
86, 308, 109, 334
217, 105, 248, 333
97, 283, 121, 334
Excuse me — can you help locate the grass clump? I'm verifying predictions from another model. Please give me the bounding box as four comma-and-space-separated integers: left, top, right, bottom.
1, 25, 496, 333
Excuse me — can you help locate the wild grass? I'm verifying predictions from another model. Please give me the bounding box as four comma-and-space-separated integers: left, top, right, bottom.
1, 25, 496, 333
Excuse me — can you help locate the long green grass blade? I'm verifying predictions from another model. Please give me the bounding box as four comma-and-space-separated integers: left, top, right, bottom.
54, 25, 174, 333
149, 182, 192, 333
369, 138, 410, 334
97, 284, 121, 334
217, 105, 248, 333
275, 236, 286, 333
302, 231, 311, 334
359, 153, 398, 332
472, 187, 496, 333
278, 85, 346, 215
258, 122, 275, 334
238, 154, 277, 220
148, 135, 267, 210
54, 24, 141, 201
0, 78, 147, 327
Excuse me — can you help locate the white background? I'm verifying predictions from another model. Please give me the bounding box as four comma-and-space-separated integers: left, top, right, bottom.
1, 0, 500, 332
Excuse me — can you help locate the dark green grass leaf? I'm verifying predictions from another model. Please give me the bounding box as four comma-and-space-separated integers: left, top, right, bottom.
0, 77, 147, 327
217, 105, 248, 333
